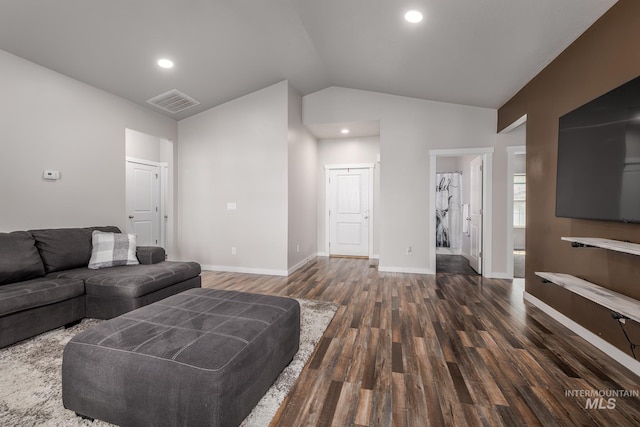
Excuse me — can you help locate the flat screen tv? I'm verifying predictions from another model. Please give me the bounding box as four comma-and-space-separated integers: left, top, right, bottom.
556, 75, 640, 223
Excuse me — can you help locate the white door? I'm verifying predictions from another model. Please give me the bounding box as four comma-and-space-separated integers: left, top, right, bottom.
126, 161, 160, 246
469, 156, 483, 273
328, 168, 370, 257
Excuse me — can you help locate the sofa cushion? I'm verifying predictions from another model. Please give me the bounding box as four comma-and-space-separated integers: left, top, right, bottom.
0, 277, 85, 316
136, 246, 166, 265
88, 231, 139, 269
0, 232, 45, 286
50, 262, 201, 299
29, 226, 120, 273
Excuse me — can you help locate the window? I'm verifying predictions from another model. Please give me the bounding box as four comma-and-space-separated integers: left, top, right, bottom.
514, 174, 526, 227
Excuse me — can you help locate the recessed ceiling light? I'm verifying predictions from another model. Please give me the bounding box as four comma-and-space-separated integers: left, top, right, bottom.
341, 129, 350, 134
157, 59, 174, 69
404, 10, 423, 23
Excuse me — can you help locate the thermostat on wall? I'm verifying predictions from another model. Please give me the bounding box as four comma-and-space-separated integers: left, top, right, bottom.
43, 170, 60, 180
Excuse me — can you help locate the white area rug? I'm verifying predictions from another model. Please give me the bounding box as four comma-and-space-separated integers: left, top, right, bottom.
0, 298, 337, 426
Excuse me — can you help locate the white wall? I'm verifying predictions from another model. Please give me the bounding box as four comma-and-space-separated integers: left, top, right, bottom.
0, 50, 177, 232
514, 153, 526, 174
287, 84, 318, 271
317, 136, 380, 256
304, 87, 498, 274
126, 128, 163, 163
436, 158, 459, 174
177, 81, 289, 274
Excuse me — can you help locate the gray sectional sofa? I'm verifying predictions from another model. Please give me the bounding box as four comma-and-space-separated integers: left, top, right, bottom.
0, 226, 201, 348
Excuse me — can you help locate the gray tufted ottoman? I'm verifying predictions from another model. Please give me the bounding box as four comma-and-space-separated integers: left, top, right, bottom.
62, 288, 300, 426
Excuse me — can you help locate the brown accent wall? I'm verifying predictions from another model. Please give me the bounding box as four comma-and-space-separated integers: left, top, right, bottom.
498, 0, 640, 357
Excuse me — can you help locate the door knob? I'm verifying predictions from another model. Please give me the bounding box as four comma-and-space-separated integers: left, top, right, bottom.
128, 215, 134, 219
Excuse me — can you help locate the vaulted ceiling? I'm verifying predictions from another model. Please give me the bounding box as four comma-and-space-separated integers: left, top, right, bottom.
0, 0, 617, 120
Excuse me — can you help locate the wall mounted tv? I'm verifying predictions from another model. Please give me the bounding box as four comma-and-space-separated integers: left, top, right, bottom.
556, 75, 640, 223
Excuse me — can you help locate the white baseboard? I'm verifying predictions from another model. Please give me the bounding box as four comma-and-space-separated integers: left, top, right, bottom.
201, 253, 317, 277
201, 264, 288, 277
487, 271, 512, 279
378, 266, 433, 275
287, 253, 317, 275
316, 252, 379, 259
523, 291, 640, 378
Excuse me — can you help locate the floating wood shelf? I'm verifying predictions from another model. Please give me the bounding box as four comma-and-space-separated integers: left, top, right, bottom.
561, 237, 640, 256
535, 272, 640, 324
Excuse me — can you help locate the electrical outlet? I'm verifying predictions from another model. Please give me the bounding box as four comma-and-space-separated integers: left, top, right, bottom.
296, 244, 300, 253
231, 247, 237, 255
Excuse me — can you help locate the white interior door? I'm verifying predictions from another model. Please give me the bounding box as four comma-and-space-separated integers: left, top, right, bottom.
328, 168, 370, 256
469, 156, 483, 273
126, 161, 160, 246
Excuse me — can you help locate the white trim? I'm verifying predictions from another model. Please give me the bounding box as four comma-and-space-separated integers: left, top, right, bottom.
429, 154, 437, 272
368, 169, 374, 259
205, 253, 317, 276
201, 265, 288, 277
524, 291, 640, 378
506, 146, 526, 154
482, 154, 493, 277
325, 171, 330, 256
287, 253, 318, 275
324, 163, 375, 170
125, 156, 168, 167
316, 252, 379, 259
378, 266, 433, 275
428, 148, 494, 277
324, 164, 375, 258
486, 272, 512, 279
429, 147, 494, 156
506, 145, 527, 278
159, 165, 168, 249
500, 114, 528, 134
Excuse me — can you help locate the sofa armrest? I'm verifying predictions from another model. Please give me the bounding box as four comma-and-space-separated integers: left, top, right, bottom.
136, 246, 166, 265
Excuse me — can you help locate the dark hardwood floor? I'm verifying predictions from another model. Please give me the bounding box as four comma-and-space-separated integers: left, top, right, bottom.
201, 257, 640, 426
436, 254, 479, 275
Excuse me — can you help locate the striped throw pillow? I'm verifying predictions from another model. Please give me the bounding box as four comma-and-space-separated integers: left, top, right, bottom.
88, 231, 139, 269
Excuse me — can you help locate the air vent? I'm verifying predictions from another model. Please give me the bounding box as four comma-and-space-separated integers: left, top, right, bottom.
146, 89, 200, 114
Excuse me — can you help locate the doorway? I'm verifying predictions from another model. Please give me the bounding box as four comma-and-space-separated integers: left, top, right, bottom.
126, 160, 162, 246
429, 148, 494, 276
507, 146, 527, 278
125, 129, 172, 250
325, 164, 374, 258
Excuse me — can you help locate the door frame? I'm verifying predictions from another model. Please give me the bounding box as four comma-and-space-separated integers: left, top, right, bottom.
428, 148, 494, 276
324, 163, 375, 258
126, 156, 168, 248
468, 155, 484, 274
